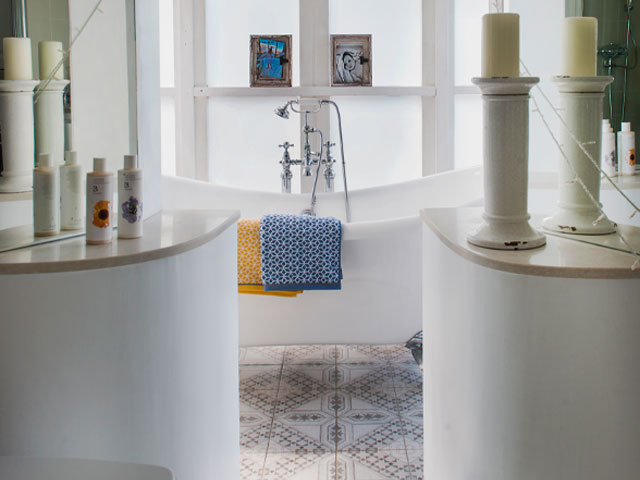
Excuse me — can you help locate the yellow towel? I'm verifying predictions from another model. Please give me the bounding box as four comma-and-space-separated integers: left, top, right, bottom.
238, 219, 263, 285
237, 219, 302, 297
238, 285, 301, 297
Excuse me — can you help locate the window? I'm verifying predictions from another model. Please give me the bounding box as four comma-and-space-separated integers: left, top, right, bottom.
506, 0, 565, 172
453, 0, 567, 172
160, 0, 443, 192
160, 0, 568, 188
206, 0, 300, 87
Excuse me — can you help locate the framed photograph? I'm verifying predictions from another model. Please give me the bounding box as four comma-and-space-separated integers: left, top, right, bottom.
250, 35, 292, 87
331, 34, 372, 87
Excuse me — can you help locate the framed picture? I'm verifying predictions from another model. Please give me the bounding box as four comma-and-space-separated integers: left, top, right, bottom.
331, 34, 372, 87
250, 35, 292, 87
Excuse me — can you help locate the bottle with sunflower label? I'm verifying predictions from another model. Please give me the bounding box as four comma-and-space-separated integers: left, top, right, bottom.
86, 157, 114, 245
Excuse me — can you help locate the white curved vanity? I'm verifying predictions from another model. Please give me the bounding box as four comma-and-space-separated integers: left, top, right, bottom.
422, 207, 640, 480
0, 210, 240, 480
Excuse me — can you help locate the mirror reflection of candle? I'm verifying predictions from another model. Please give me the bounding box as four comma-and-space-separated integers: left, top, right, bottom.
561, 17, 598, 77
2, 37, 33, 80
481, 13, 520, 78
39, 41, 65, 80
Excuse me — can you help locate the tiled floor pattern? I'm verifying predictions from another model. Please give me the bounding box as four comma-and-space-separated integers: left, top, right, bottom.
239, 345, 423, 480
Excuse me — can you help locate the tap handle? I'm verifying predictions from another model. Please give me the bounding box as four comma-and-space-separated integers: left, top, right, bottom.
324, 141, 336, 163
279, 142, 294, 152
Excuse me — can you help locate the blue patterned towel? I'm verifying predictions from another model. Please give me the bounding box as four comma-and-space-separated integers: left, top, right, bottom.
260, 214, 343, 291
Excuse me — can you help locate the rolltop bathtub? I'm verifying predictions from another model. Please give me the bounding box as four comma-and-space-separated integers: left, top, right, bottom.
163, 167, 484, 346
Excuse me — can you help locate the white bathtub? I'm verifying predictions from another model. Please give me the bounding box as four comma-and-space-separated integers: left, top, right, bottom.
163, 167, 484, 346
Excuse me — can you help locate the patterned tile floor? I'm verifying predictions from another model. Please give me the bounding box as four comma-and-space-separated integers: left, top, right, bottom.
239, 345, 423, 480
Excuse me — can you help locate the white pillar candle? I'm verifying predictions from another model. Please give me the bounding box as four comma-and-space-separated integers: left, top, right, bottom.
38, 41, 64, 80
481, 13, 520, 78
2, 37, 33, 80
561, 17, 598, 76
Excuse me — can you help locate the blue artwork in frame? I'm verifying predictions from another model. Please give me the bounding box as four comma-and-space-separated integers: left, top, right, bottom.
250, 35, 292, 87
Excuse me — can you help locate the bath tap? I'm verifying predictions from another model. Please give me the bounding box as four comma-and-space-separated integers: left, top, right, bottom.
302, 118, 322, 177
274, 98, 351, 222
277, 113, 324, 184
323, 141, 336, 193
278, 142, 295, 193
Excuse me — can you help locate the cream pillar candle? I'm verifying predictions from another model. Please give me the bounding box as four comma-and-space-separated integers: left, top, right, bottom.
562, 17, 598, 76
38, 41, 64, 80
481, 13, 520, 78
2, 37, 33, 80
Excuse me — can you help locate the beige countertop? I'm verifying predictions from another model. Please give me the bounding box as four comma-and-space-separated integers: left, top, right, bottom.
421, 207, 640, 279
0, 209, 240, 274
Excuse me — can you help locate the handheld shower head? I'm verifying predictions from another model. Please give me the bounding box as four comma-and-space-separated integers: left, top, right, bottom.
274, 104, 290, 119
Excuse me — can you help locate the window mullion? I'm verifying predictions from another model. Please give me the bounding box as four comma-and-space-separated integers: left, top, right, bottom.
193, 0, 208, 181
433, 0, 455, 173
299, 0, 330, 193
174, 0, 196, 179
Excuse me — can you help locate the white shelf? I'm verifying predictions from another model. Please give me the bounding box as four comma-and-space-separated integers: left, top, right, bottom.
453, 85, 481, 95
188, 85, 436, 98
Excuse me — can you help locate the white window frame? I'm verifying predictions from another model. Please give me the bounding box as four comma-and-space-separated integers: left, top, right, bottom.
161, 0, 458, 185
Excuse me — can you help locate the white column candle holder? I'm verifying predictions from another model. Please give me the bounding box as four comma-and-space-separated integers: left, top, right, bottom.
35, 79, 70, 166
0, 80, 39, 193
542, 76, 615, 235
467, 77, 546, 250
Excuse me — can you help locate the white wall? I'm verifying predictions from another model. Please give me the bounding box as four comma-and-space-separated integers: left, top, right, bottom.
69, 0, 131, 176
69, 0, 162, 218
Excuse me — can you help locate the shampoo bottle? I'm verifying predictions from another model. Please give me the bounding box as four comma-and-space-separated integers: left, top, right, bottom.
60, 151, 83, 230
601, 120, 616, 177
617, 122, 636, 176
86, 157, 114, 245
33, 153, 60, 236
117, 154, 143, 238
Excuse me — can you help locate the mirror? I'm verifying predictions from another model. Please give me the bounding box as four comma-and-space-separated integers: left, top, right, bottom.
0, 0, 138, 252
584, 0, 640, 132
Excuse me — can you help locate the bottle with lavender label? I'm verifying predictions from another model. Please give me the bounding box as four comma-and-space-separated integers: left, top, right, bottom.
118, 154, 143, 238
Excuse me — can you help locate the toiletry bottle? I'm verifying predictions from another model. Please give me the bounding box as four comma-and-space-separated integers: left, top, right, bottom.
33, 153, 60, 236
618, 122, 636, 176
601, 120, 616, 177
86, 157, 114, 245
60, 151, 83, 230
117, 154, 143, 238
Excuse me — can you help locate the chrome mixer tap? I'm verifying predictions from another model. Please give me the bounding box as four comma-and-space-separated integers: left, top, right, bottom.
278, 141, 295, 193
323, 141, 336, 192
